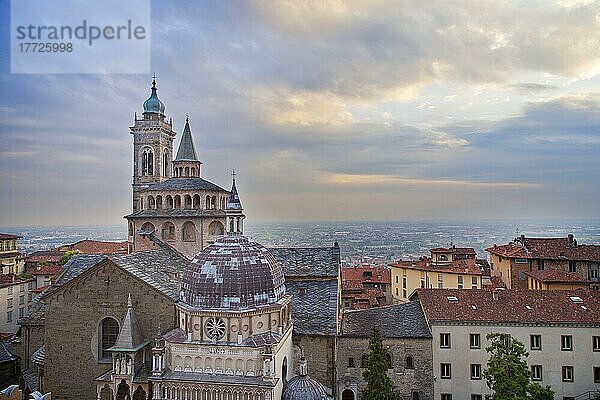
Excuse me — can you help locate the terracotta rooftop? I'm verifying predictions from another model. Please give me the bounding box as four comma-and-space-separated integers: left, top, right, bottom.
430, 246, 476, 255
391, 258, 482, 275
415, 288, 600, 324
524, 269, 590, 283
58, 239, 128, 255
31, 285, 49, 294
31, 265, 63, 276
341, 265, 390, 284
486, 235, 600, 262
0, 233, 21, 240
26, 250, 65, 264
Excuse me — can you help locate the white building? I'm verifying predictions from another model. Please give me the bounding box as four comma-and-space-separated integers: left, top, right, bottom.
413, 289, 600, 400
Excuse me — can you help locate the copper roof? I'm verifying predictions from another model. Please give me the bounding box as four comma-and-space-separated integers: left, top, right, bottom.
416, 288, 600, 324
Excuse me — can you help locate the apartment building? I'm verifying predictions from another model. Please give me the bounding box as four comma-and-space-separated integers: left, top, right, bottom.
413, 289, 600, 400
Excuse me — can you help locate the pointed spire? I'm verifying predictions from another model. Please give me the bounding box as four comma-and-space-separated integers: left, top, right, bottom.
109, 294, 148, 352
227, 170, 242, 210
174, 116, 199, 161
298, 357, 308, 376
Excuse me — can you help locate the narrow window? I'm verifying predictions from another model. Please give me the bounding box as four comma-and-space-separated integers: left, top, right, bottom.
100, 317, 119, 361
440, 333, 451, 348
562, 366, 574, 382
569, 261, 576, 273
561, 335, 573, 351
348, 357, 355, 368
593, 336, 600, 352
470, 333, 481, 349
405, 355, 414, 369
594, 367, 600, 383
470, 364, 481, 380
530, 334, 542, 350
440, 363, 451, 379
531, 365, 542, 381
441, 395, 452, 400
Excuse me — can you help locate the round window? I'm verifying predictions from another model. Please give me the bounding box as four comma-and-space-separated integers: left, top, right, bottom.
205, 317, 226, 340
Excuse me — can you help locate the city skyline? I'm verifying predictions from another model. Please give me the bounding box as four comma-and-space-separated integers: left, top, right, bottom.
1, 1, 599, 226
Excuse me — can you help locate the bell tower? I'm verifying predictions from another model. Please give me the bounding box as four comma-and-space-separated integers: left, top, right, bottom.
130, 75, 176, 212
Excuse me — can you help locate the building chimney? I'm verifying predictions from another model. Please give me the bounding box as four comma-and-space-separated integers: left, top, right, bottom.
492, 289, 499, 301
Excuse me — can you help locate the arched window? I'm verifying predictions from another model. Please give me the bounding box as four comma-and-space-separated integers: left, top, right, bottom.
174, 195, 181, 209
184, 195, 192, 209
386, 353, 392, 369
162, 222, 176, 241
182, 221, 196, 242
193, 194, 201, 209
148, 196, 155, 209
342, 390, 355, 400
212, 196, 217, 209
282, 356, 288, 382
140, 222, 155, 234
191, 167, 195, 177
405, 355, 414, 369
438, 254, 448, 261
99, 317, 119, 360
163, 150, 169, 177
156, 195, 163, 209
166, 195, 173, 209
141, 148, 154, 176
209, 221, 225, 236
206, 195, 211, 209
185, 167, 190, 177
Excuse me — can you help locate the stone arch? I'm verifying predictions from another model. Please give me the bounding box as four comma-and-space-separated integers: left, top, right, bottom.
100, 384, 113, 400
191, 167, 196, 176
342, 389, 355, 400
246, 359, 256, 375
147, 195, 155, 209
184, 356, 193, 371
174, 355, 183, 370
225, 358, 234, 374
140, 222, 155, 234
215, 357, 224, 373
115, 379, 130, 400
212, 195, 217, 209
205, 195, 211, 209
205, 357, 213, 373
174, 195, 182, 209
193, 194, 201, 209
406, 355, 414, 369
194, 356, 202, 371
182, 221, 196, 242
282, 356, 288, 382
166, 195, 173, 209
208, 221, 225, 236
141, 146, 154, 176
220, 197, 226, 209
133, 386, 146, 400
184, 194, 192, 209
185, 166, 190, 177
156, 195, 163, 209
161, 222, 175, 241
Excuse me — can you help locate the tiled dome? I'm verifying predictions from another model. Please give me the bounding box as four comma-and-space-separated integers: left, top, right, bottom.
282, 358, 327, 400
180, 235, 286, 310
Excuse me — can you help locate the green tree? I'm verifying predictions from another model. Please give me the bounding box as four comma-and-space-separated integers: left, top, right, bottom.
59, 250, 82, 265
361, 326, 400, 400
483, 333, 554, 400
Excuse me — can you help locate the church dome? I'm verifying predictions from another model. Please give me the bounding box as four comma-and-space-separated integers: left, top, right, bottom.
180, 235, 286, 310
143, 77, 165, 115
282, 358, 327, 400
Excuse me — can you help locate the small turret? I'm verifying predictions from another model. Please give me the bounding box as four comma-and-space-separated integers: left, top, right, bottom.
225, 170, 245, 234
142, 74, 166, 116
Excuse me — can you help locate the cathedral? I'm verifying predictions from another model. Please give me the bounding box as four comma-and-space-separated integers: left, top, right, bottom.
16, 78, 340, 400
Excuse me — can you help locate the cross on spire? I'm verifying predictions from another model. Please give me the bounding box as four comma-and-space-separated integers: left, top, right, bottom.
231, 169, 236, 181
151, 73, 157, 88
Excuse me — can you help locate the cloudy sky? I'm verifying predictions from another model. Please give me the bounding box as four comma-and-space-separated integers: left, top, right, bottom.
1, 0, 599, 226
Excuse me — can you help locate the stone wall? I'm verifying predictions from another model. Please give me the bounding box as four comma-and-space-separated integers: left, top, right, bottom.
293, 334, 336, 392
337, 336, 433, 400
43, 260, 176, 400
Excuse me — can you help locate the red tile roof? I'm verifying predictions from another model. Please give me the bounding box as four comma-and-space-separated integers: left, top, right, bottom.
59, 239, 128, 254
486, 235, 600, 262
0, 233, 21, 240
32, 285, 49, 293
524, 269, 589, 283
31, 265, 63, 276
341, 265, 391, 284
26, 250, 65, 264
430, 247, 477, 255
416, 288, 600, 324
391, 258, 482, 275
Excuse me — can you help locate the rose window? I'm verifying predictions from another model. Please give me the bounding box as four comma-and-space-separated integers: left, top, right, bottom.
205, 317, 226, 339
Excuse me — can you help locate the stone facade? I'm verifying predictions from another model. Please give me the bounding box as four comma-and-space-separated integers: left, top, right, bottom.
336, 336, 433, 400
43, 259, 176, 400
292, 335, 336, 392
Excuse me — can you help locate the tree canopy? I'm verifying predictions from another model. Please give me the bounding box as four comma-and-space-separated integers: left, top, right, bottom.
483, 333, 554, 400
361, 326, 401, 400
